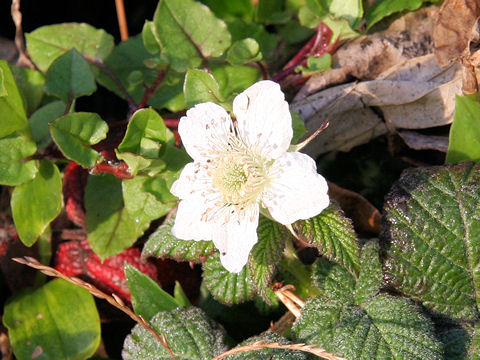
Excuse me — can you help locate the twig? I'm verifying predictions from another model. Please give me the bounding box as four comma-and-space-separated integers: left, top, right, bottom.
138, 69, 167, 109
12, 257, 177, 360
272, 284, 305, 318
11, 0, 35, 68
211, 340, 347, 360
114, 0, 129, 41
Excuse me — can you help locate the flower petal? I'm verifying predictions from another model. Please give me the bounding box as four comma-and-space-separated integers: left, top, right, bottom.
263, 152, 329, 225
178, 102, 234, 161
171, 197, 214, 241
170, 162, 212, 200
233, 80, 292, 160
212, 205, 259, 273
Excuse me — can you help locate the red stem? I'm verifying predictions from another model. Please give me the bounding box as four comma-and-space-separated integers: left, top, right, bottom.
138, 70, 167, 109
91, 162, 133, 179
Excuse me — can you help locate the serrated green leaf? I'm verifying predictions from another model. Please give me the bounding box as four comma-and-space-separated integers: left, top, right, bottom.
0, 132, 38, 186
292, 203, 359, 275
3, 279, 100, 360
44, 48, 96, 103
85, 174, 143, 259
211, 64, 262, 103
203, 253, 256, 304
248, 216, 285, 303
227, 38, 262, 65
184, 69, 224, 108
437, 323, 471, 360
383, 163, 480, 320
225, 331, 307, 359
447, 95, 480, 163
122, 307, 228, 360
311, 257, 355, 304
293, 294, 443, 359
50, 112, 108, 168
11, 66, 45, 115
354, 239, 383, 304
142, 220, 216, 262
0, 61, 29, 138
125, 263, 179, 320
118, 108, 166, 157
26, 23, 114, 72
152, 0, 231, 71
11, 160, 62, 246
29, 100, 65, 151
366, 0, 425, 29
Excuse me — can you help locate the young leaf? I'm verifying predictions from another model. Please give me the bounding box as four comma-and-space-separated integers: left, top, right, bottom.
142, 220, 216, 262
291, 111, 307, 143
184, 69, 224, 108
3, 279, 100, 360
0, 61, 29, 138
383, 163, 480, 320
226, 19, 277, 59
50, 112, 108, 168
446, 95, 480, 163
152, 0, 231, 71
0, 133, 38, 186
11, 160, 62, 246
174, 281, 191, 307
366, 0, 425, 29
125, 263, 179, 320
292, 202, 359, 275
203, 253, 256, 304
29, 100, 65, 150
122, 307, 228, 360
26, 23, 114, 72
248, 216, 285, 303
311, 257, 356, 304
211, 64, 261, 103
11, 66, 45, 115
85, 174, 143, 259
293, 295, 443, 359
44, 48, 96, 103
226, 38, 262, 65
354, 239, 383, 304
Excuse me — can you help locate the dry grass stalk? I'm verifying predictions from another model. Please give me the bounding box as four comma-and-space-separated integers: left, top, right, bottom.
273, 284, 305, 319
11, 256, 177, 360
211, 340, 347, 360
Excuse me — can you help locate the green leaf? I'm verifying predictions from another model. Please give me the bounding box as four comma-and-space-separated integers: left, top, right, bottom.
383, 163, 480, 320
142, 220, 216, 262
296, 54, 332, 75
227, 38, 262, 65
11, 66, 45, 115
291, 111, 307, 143
292, 202, 359, 275
203, 0, 254, 19
203, 253, 256, 304
226, 19, 277, 60
85, 174, 143, 259
354, 239, 383, 304
0, 61, 29, 138
327, 0, 363, 27
437, 324, 471, 360
0, 132, 38, 186
29, 100, 65, 150
174, 281, 191, 307
152, 0, 231, 71
248, 216, 285, 303
125, 263, 179, 320
293, 294, 443, 359
447, 95, 480, 163
366, 0, 424, 29
11, 160, 62, 246
184, 69, 224, 108
118, 108, 166, 157
311, 257, 356, 304
26, 23, 114, 72
122, 307, 228, 359
226, 331, 307, 359
3, 279, 100, 360
211, 64, 261, 103
44, 48, 96, 103
50, 112, 108, 168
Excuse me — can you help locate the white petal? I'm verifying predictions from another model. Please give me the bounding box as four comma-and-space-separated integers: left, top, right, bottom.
178, 102, 234, 161
233, 80, 293, 160
171, 197, 214, 241
170, 162, 213, 200
211, 205, 259, 273
262, 152, 329, 225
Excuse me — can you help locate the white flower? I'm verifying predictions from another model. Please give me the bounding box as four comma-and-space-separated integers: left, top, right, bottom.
170, 80, 329, 273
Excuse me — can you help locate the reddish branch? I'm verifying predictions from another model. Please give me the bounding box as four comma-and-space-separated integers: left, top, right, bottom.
138, 70, 167, 109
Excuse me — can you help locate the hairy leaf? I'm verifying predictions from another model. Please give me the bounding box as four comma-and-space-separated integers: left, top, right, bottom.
122, 307, 228, 359
383, 163, 480, 320
354, 239, 383, 304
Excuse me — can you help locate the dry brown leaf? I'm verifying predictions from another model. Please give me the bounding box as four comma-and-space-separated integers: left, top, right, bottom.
398, 131, 449, 152
433, 0, 480, 66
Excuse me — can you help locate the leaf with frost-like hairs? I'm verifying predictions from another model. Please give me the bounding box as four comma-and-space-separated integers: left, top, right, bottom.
122, 307, 228, 360
142, 220, 216, 263
203, 253, 256, 304
383, 162, 480, 320
292, 202, 359, 275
